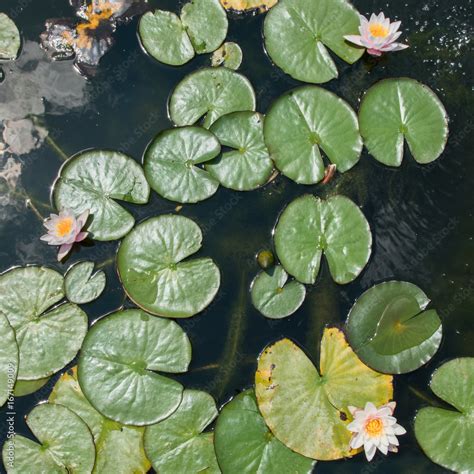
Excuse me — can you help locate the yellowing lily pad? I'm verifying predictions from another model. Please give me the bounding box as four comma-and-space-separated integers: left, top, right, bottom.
144, 390, 220, 473
211, 42, 243, 70
117, 215, 220, 318
215, 389, 316, 473
359, 78, 449, 166
274, 194, 372, 284
414, 358, 474, 473
0, 13, 21, 60
49, 367, 151, 474
220, 0, 278, 13
2, 403, 96, 473
264, 0, 363, 84
255, 328, 393, 460
0, 266, 88, 381
346, 281, 442, 374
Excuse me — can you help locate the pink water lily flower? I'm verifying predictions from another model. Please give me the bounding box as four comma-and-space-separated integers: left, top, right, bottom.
347, 401, 407, 461
40, 209, 89, 261
344, 13, 409, 57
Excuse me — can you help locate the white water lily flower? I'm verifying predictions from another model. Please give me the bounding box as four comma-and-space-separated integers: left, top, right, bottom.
347, 401, 407, 461
40, 209, 89, 261
344, 13, 409, 57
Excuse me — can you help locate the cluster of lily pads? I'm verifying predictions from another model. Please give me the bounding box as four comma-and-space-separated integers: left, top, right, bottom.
1, 0, 472, 472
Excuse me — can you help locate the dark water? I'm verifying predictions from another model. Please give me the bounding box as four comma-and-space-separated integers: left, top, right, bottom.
0, 0, 473, 472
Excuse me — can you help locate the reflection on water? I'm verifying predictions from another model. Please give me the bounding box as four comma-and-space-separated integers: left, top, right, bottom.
0, 0, 472, 472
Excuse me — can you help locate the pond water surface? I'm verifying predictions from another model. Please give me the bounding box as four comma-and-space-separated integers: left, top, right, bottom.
0, 0, 473, 472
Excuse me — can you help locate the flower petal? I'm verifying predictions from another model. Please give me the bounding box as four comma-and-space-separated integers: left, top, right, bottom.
75, 231, 88, 242
344, 35, 366, 47
350, 432, 365, 449
58, 243, 73, 261
393, 424, 407, 435
364, 441, 377, 461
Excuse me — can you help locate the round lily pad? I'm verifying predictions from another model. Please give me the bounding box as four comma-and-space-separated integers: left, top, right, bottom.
263, 0, 363, 84
359, 78, 449, 166
274, 194, 372, 285
2, 403, 95, 473
264, 86, 362, 184
139, 10, 195, 66
50, 367, 151, 474
414, 358, 474, 473
65, 261, 106, 304
181, 0, 228, 54
0, 266, 88, 380
211, 42, 243, 70
14, 377, 50, 397
251, 265, 306, 319
143, 127, 220, 203
78, 309, 192, 425
0, 13, 21, 61
53, 149, 150, 241
144, 390, 220, 473
207, 111, 274, 190
346, 281, 442, 374
215, 389, 316, 473
255, 328, 393, 460
0, 314, 18, 408
220, 0, 278, 13
117, 215, 221, 318
169, 67, 256, 128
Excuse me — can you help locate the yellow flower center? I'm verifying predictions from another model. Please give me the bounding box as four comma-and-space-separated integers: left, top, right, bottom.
369, 23, 389, 38
55, 217, 74, 237
365, 418, 384, 436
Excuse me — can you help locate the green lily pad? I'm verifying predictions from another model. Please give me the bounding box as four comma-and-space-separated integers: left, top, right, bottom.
65, 261, 106, 304
169, 67, 256, 128
50, 367, 151, 474
117, 215, 221, 318
215, 389, 316, 473
251, 265, 306, 319
207, 111, 274, 191
211, 42, 243, 70
346, 281, 442, 374
274, 194, 372, 285
14, 376, 50, 397
53, 149, 150, 241
264, 86, 362, 184
0, 314, 18, 407
2, 403, 95, 473
414, 358, 474, 473
263, 0, 363, 84
359, 78, 449, 166
143, 127, 220, 203
0, 266, 88, 380
181, 0, 228, 54
0, 13, 21, 61
78, 309, 191, 425
255, 328, 393, 460
220, 0, 278, 13
144, 389, 220, 473
139, 10, 195, 66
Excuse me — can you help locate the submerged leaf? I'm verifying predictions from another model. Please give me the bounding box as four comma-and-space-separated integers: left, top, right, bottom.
13, 377, 50, 397
255, 328, 393, 460
211, 42, 243, 70
414, 358, 474, 473
169, 67, 256, 128
251, 265, 305, 319
264, 0, 363, 84
50, 367, 151, 474
64, 261, 106, 304
0, 266, 87, 380
207, 111, 274, 190
0, 314, 18, 408
117, 215, 221, 318
143, 127, 220, 203
215, 389, 316, 473
0, 13, 21, 60
2, 403, 95, 473
274, 194, 372, 284
144, 390, 220, 473
78, 309, 192, 425
359, 78, 449, 166
264, 86, 362, 184
346, 281, 442, 374
53, 149, 150, 241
